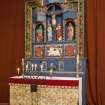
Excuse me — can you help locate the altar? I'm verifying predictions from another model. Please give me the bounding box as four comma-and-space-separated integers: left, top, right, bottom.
9, 0, 86, 104
9, 76, 82, 105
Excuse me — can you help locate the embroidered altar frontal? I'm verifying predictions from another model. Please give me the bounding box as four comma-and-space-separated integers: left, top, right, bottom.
9, 77, 82, 105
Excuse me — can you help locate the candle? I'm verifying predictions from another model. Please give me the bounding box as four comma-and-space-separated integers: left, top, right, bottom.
32, 64, 34, 71
26, 64, 28, 71
40, 64, 43, 71
77, 54, 79, 65
17, 67, 20, 76
34, 64, 37, 71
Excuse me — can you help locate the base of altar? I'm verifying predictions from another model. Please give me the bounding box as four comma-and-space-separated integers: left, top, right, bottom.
9, 76, 82, 105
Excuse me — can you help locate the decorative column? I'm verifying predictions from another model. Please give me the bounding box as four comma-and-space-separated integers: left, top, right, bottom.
76, 0, 80, 78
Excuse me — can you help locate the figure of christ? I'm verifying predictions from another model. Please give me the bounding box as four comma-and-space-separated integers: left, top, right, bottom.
66, 23, 74, 40
56, 24, 62, 41
47, 24, 53, 41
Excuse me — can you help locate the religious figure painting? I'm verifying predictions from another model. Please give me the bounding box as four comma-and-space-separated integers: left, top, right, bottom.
34, 45, 44, 57
35, 24, 44, 43
56, 24, 62, 41
66, 22, 74, 41
64, 44, 75, 57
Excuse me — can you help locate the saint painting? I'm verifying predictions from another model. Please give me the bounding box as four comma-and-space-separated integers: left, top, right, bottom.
65, 45, 75, 57
56, 24, 62, 41
35, 46, 43, 57
66, 22, 74, 41
36, 25, 44, 43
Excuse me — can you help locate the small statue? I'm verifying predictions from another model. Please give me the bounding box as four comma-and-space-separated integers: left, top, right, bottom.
56, 24, 62, 41
66, 23, 74, 40
47, 24, 53, 41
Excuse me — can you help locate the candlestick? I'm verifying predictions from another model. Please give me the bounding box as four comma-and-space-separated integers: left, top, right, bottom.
17, 67, 20, 76
76, 54, 80, 78
21, 58, 25, 76
76, 0, 80, 78
22, 58, 24, 65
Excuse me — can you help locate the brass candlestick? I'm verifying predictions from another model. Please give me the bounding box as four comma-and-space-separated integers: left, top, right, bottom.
76, 0, 80, 78
22, 58, 24, 76
76, 54, 80, 77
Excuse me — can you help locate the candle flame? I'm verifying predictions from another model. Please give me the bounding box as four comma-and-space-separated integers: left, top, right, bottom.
17, 67, 20, 75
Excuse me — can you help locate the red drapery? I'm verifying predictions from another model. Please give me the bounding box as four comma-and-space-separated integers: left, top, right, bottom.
86, 0, 105, 105
0, 0, 24, 103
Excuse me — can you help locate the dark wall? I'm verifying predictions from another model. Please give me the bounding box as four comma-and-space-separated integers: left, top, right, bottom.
0, 0, 24, 103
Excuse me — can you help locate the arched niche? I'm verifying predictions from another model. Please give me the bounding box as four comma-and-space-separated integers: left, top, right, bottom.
65, 20, 75, 41
46, 4, 63, 42
35, 23, 44, 43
